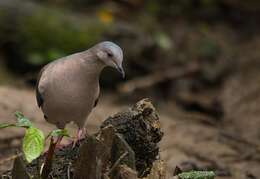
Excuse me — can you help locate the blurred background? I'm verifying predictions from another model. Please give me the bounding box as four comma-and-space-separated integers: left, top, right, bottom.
0, 0, 260, 178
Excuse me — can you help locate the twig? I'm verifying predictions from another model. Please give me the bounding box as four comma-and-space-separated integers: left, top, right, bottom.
0, 153, 22, 165
117, 64, 199, 93
67, 163, 71, 179
107, 151, 128, 176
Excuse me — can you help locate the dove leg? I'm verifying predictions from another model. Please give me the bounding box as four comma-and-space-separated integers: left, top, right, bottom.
72, 127, 86, 147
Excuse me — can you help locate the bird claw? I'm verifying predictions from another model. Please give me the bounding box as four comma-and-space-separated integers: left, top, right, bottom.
72, 128, 86, 148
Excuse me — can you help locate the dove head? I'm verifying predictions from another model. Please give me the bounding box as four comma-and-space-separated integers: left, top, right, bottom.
94, 41, 125, 78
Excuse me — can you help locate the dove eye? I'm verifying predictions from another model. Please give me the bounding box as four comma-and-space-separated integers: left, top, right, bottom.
107, 52, 113, 58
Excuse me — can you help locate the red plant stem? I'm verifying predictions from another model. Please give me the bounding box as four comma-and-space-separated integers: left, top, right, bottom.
41, 136, 63, 179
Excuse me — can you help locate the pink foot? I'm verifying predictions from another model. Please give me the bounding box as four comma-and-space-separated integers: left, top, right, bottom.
72, 128, 86, 147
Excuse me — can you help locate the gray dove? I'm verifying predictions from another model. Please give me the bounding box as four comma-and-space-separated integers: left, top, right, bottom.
36, 41, 124, 143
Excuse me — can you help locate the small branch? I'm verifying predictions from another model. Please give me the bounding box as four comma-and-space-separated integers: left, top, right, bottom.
108, 151, 128, 176
0, 153, 22, 165
67, 163, 71, 179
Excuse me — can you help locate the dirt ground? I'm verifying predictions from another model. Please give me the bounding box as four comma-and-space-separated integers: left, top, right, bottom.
0, 81, 259, 179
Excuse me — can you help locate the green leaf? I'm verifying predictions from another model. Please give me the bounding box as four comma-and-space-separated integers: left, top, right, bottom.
0, 112, 32, 130
178, 171, 215, 179
0, 123, 16, 129
14, 111, 32, 128
47, 129, 70, 139
14, 111, 24, 119
22, 127, 45, 163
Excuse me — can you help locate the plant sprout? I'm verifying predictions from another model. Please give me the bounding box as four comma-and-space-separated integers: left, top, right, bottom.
0, 112, 69, 163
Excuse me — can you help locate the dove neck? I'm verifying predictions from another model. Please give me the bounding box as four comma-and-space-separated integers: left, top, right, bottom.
78, 50, 105, 75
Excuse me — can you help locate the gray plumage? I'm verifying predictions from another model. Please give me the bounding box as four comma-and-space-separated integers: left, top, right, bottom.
36, 41, 124, 129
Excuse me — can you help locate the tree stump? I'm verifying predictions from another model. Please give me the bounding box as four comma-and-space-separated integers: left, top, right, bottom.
1, 98, 165, 179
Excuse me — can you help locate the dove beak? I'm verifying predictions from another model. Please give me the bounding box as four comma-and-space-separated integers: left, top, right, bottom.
116, 65, 125, 79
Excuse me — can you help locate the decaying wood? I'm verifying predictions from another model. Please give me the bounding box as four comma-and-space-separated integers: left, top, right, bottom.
109, 134, 136, 175
145, 160, 166, 179
114, 165, 137, 179
3, 99, 164, 179
12, 156, 30, 179
101, 98, 163, 177
74, 135, 110, 179
74, 126, 136, 179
